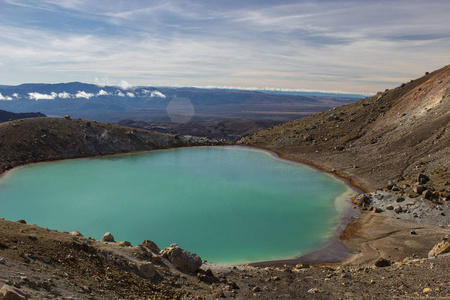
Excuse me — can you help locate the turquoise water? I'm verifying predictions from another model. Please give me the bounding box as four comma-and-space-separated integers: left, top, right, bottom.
0, 146, 350, 264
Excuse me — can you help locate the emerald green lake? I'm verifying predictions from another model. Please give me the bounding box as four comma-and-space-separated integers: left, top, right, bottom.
0, 146, 352, 264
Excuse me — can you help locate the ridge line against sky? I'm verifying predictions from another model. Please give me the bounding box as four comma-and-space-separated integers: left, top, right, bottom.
0, 0, 449, 93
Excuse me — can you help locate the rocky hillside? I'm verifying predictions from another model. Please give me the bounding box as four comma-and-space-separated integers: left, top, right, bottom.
0, 117, 220, 174
0, 109, 46, 123
116, 119, 281, 142
239, 65, 450, 197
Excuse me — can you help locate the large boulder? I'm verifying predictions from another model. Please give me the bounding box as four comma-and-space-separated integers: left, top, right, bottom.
101, 232, 115, 242
163, 246, 202, 273
0, 284, 28, 300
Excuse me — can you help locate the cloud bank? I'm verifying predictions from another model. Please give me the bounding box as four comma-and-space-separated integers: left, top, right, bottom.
0, 89, 166, 100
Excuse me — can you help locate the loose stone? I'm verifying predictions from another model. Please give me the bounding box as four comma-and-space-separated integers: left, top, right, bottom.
101, 232, 115, 242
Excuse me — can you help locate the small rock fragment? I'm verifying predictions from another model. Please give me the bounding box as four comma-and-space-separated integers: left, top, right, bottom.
197, 268, 218, 283
418, 174, 430, 184
423, 287, 432, 294
414, 185, 425, 194
374, 258, 391, 268
214, 290, 225, 298
308, 288, 321, 294
118, 241, 132, 247
69, 231, 83, 237
295, 263, 310, 269
424, 190, 433, 200
372, 207, 382, 213
396, 197, 405, 203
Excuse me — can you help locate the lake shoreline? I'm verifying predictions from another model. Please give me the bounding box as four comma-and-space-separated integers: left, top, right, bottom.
2, 144, 445, 269
1, 145, 354, 266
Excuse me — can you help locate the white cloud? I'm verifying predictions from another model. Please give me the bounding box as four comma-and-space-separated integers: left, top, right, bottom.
118, 81, 134, 90
115, 90, 125, 97
28, 92, 55, 100
58, 92, 72, 98
97, 89, 110, 96
126, 92, 135, 97
0, 93, 13, 100
75, 91, 94, 99
150, 90, 166, 98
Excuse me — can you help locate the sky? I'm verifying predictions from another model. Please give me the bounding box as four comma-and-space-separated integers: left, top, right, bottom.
0, 0, 449, 94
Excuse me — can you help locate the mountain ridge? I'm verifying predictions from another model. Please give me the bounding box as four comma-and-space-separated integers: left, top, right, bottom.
0, 83, 360, 123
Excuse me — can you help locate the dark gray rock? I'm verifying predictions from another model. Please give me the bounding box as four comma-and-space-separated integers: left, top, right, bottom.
374, 258, 391, 267
418, 174, 430, 184
163, 247, 202, 273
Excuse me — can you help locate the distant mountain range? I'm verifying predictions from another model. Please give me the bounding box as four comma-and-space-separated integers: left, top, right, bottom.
0, 109, 46, 123
0, 82, 363, 123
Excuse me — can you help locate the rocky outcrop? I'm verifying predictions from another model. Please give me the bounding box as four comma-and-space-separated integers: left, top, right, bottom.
428, 236, 450, 257
353, 191, 449, 227
162, 246, 202, 273
0, 117, 225, 175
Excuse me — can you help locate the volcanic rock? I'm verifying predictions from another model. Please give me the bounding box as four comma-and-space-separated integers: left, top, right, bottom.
101, 232, 115, 242
163, 246, 202, 273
